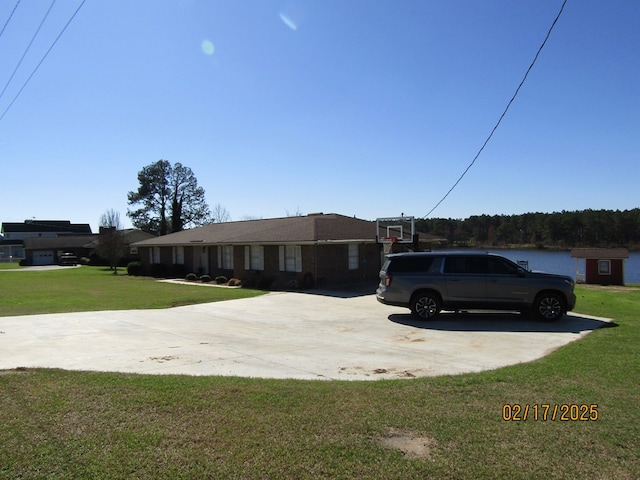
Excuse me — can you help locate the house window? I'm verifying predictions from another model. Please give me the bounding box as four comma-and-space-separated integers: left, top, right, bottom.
279, 245, 302, 272
598, 260, 611, 275
218, 245, 233, 269
172, 246, 185, 265
244, 245, 264, 270
152, 247, 160, 264
348, 244, 359, 270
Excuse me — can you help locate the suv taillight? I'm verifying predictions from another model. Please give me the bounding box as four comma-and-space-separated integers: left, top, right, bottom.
385, 273, 392, 287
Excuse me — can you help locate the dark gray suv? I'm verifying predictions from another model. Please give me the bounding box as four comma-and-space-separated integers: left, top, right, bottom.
376, 252, 576, 321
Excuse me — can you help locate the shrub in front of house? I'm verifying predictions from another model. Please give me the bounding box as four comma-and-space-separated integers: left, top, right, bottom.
258, 277, 276, 290
150, 263, 166, 278
228, 278, 242, 287
215, 275, 228, 284
127, 261, 143, 276
186, 273, 198, 281
200, 275, 211, 283
168, 263, 186, 278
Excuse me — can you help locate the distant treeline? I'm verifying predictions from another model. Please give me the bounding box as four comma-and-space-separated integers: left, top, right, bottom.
416, 208, 640, 249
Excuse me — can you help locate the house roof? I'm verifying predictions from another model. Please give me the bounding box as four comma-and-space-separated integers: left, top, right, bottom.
123, 229, 156, 244
84, 229, 158, 249
132, 213, 379, 247
570, 248, 629, 259
1, 220, 92, 235
23, 235, 98, 250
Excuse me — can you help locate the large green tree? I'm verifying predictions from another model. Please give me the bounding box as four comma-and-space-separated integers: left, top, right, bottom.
127, 160, 212, 236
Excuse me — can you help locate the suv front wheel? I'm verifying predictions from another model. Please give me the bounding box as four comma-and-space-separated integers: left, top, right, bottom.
533, 293, 565, 321
411, 292, 441, 320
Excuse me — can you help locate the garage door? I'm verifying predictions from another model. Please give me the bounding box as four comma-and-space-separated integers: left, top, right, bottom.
32, 250, 55, 265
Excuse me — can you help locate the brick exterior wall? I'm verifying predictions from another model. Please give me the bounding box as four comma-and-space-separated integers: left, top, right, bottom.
138, 242, 382, 288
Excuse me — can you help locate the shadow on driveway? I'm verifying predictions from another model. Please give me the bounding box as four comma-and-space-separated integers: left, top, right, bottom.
388, 311, 617, 334
303, 284, 377, 299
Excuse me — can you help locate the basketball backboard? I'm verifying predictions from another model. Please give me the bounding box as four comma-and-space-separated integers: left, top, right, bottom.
376, 216, 415, 244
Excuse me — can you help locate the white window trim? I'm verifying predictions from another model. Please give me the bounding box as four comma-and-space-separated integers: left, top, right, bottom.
219, 245, 233, 269
348, 244, 359, 270
244, 245, 264, 270
598, 259, 611, 275
279, 245, 302, 272
172, 246, 185, 265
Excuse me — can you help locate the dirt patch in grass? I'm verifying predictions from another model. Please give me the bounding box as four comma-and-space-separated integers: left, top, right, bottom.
378, 428, 438, 459
0, 367, 31, 376
579, 284, 640, 292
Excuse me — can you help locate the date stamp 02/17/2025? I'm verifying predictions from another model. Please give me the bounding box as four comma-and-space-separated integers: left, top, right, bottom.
502, 404, 599, 422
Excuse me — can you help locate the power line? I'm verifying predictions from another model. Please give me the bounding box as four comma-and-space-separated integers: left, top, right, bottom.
0, 0, 57, 102
0, 0, 86, 124
0, 0, 21, 39
424, 0, 568, 219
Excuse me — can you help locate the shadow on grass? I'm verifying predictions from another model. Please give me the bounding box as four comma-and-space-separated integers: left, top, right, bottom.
388, 311, 617, 334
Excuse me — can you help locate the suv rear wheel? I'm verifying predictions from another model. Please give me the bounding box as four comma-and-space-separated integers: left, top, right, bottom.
533, 292, 565, 321
411, 292, 441, 320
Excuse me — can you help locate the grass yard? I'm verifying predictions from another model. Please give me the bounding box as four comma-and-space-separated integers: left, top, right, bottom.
0, 262, 20, 270
0, 268, 639, 478
0, 265, 265, 316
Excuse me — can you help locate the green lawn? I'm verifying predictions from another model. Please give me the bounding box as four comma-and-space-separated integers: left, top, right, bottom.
0, 262, 20, 270
0, 269, 639, 478
0, 265, 265, 316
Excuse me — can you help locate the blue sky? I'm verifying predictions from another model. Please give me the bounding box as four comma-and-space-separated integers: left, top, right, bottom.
1, 0, 638, 232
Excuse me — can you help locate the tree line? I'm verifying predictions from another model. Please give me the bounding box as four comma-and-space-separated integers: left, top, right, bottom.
416, 209, 640, 249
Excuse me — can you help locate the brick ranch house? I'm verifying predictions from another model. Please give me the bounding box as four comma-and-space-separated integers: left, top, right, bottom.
131, 213, 386, 289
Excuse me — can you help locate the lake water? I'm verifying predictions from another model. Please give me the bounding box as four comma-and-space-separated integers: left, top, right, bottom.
449, 249, 640, 284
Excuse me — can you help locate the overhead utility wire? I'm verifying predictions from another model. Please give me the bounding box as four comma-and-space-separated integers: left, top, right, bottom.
0, 0, 21, 39
0, 0, 86, 124
423, 0, 568, 219
0, 0, 57, 101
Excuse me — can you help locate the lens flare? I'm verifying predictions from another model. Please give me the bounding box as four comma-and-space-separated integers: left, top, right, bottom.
279, 12, 297, 31
201, 40, 215, 55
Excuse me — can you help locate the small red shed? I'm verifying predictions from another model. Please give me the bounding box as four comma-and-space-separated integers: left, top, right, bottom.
571, 248, 629, 286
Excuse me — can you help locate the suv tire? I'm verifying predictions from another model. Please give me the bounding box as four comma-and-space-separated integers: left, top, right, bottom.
533, 292, 565, 321
411, 292, 441, 320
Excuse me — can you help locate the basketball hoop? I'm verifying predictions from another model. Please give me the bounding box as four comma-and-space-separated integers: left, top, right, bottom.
381, 236, 398, 254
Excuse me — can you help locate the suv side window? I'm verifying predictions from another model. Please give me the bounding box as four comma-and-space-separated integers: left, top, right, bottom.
443, 256, 487, 274
388, 256, 435, 273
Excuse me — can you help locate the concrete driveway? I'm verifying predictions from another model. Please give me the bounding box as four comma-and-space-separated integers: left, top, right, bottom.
0, 290, 613, 380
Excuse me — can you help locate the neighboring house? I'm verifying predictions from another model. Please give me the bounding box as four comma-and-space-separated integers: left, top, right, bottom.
1, 220, 152, 266
23, 236, 97, 265
131, 213, 385, 288
122, 229, 156, 248
1, 220, 92, 239
1, 220, 94, 265
0, 238, 24, 262
22, 229, 155, 266
86, 228, 155, 265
